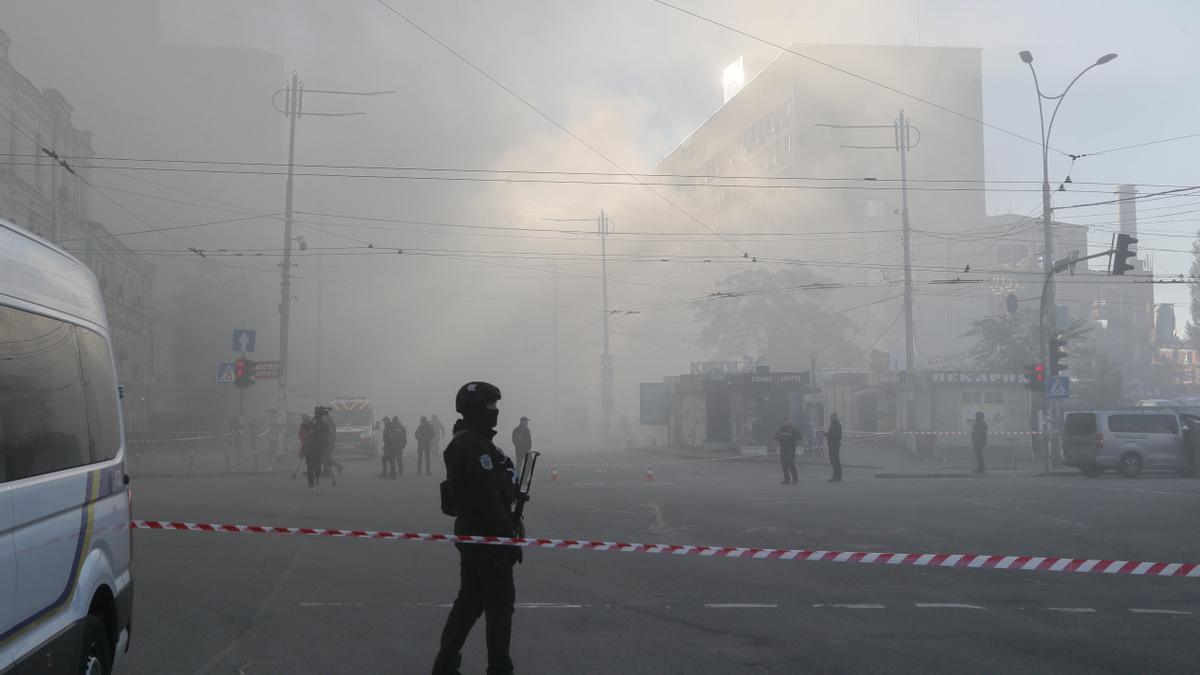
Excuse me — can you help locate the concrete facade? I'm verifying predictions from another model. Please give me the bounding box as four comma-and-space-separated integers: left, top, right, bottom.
0, 28, 159, 432
656, 44, 988, 364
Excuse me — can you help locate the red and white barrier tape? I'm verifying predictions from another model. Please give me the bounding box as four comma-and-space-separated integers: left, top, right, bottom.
130, 520, 1200, 578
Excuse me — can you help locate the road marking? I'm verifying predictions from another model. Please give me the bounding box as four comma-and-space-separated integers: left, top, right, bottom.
705, 603, 778, 609
915, 603, 986, 610
298, 602, 363, 608
517, 603, 583, 608
1129, 608, 1195, 616
813, 604, 886, 609
1041, 607, 1097, 613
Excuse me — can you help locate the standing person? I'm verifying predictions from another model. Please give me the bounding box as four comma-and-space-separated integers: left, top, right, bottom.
431, 413, 446, 449
774, 419, 802, 485
318, 407, 340, 486
301, 410, 324, 493
971, 411, 989, 474
432, 382, 524, 675
511, 416, 532, 470
416, 416, 435, 476
827, 413, 844, 483
379, 417, 398, 479
395, 417, 408, 477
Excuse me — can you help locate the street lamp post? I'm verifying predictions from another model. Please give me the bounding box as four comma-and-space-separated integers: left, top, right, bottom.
1019, 50, 1116, 464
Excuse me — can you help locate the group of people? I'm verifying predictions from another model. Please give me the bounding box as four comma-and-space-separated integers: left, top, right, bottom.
774, 413, 843, 484
378, 413, 445, 478
298, 406, 343, 492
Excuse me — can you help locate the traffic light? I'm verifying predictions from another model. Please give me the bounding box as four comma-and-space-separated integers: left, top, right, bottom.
1111, 233, 1138, 275
235, 358, 257, 388
1049, 335, 1068, 376
1024, 362, 1046, 391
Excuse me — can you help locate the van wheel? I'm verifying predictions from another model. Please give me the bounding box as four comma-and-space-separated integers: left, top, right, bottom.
80, 615, 113, 675
1117, 452, 1143, 479
1080, 465, 1105, 478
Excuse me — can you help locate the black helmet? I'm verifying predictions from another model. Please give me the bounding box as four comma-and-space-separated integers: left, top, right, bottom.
456, 381, 501, 413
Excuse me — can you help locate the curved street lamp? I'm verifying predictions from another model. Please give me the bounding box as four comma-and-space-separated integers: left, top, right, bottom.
1019, 50, 1117, 468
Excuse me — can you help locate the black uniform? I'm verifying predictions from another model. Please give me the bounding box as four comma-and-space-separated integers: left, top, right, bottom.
972, 416, 989, 474
381, 420, 398, 478
827, 418, 843, 482
433, 420, 520, 675
775, 424, 802, 484
416, 419, 435, 476
511, 422, 532, 469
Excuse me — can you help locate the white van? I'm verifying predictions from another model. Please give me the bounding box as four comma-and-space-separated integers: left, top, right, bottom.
0, 219, 132, 674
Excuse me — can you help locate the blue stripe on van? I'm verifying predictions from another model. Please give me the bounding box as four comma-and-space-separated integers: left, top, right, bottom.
0, 470, 98, 644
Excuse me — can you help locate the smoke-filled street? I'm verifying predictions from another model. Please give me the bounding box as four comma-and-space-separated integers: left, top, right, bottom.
6, 2, 1200, 673
124, 444, 1200, 674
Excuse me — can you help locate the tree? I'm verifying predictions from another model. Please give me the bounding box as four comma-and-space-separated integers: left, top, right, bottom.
1187, 229, 1200, 349
1073, 345, 1126, 409
694, 268, 860, 367
961, 309, 1091, 372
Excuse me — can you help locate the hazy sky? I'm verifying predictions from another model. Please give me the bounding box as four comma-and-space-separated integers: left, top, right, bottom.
5, 0, 1199, 432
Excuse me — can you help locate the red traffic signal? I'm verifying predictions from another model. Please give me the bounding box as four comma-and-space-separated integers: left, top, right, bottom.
234, 358, 256, 388
1024, 362, 1046, 391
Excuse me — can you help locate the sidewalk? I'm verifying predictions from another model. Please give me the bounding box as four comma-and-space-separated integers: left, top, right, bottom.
127, 437, 293, 478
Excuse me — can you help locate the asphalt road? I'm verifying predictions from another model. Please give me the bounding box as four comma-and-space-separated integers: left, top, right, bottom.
120, 444, 1200, 674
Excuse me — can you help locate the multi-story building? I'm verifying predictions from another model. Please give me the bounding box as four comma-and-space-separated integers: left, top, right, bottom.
655, 44, 987, 365
0, 27, 160, 431
983, 185, 1156, 393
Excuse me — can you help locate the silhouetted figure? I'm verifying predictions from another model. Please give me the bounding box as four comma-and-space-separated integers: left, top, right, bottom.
511, 416, 532, 469
972, 412, 989, 474
774, 419, 802, 485
416, 416, 435, 476
827, 413, 843, 482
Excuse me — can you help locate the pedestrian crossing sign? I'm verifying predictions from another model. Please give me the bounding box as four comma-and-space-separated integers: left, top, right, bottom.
1046, 376, 1070, 399
217, 361, 236, 385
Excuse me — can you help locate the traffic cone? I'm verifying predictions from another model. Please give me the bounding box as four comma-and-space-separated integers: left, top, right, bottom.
644, 464, 655, 482
551, 465, 559, 481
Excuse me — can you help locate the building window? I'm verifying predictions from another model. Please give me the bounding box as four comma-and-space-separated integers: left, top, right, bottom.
961, 391, 982, 403
984, 392, 1004, 404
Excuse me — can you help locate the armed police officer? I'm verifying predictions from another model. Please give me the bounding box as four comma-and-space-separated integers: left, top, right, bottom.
432, 381, 525, 675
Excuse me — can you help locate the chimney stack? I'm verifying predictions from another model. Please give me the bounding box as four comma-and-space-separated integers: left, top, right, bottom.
1116, 184, 1138, 237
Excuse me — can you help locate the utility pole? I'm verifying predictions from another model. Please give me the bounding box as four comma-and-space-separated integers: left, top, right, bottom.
278, 72, 299, 458
552, 260, 560, 448
897, 111, 915, 384
270, 74, 392, 457
816, 113, 920, 432
599, 211, 614, 443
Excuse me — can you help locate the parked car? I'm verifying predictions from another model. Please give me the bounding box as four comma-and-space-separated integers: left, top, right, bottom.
0, 219, 133, 673
1062, 410, 1199, 478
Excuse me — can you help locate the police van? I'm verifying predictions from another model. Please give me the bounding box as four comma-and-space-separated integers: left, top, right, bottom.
0, 219, 133, 673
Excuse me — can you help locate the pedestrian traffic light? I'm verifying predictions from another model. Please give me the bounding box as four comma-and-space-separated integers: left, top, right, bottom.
1049, 335, 1068, 376
1024, 362, 1046, 391
1111, 233, 1138, 276
235, 358, 256, 388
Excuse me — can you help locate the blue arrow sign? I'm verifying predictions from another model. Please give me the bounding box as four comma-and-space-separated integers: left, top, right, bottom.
217, 361, 236, 385
232, 329, 256, 353
1046, 376, 1070, 399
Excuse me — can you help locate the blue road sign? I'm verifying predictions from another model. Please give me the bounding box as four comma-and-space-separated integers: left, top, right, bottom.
1046, 376, 1070, 399
217, 361, 236, 385
232, 329, 256, 353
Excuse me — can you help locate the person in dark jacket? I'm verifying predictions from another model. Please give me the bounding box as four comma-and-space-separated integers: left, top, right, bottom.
416, 416, 435, 476
774, 419, 802, 485
511, 416, 532, 469
971, 412, 988, 474
827, 413, 844, 482
432, 382, 524, 675
393, 417, 408, 476
379, 417, 398, 479
300, 411, 323, 493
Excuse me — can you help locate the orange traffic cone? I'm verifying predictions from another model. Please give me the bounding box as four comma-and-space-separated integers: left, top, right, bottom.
644, 464, 655, 482
551, 466, 559, 481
